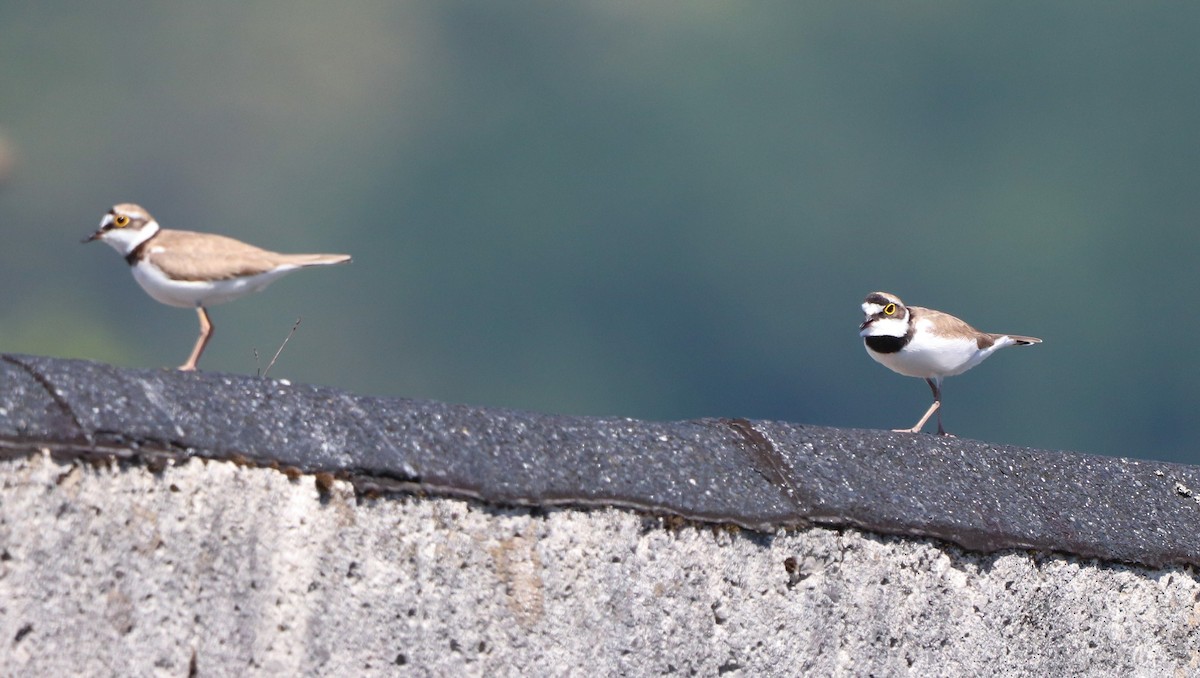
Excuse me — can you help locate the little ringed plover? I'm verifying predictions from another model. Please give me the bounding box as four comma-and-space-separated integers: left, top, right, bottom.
859, 291, 1041, 436
84, 203, 351, 371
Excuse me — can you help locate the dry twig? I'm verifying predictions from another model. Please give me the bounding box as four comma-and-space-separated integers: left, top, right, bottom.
256, 317, 302, 378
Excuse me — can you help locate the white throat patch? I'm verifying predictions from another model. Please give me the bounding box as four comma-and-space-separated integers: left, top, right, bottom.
97, 217, 161, 256
861, 315, 909, 337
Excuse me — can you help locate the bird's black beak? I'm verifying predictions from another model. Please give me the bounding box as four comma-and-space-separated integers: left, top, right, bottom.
83, 213, 114, 243
859, 318, 871, 331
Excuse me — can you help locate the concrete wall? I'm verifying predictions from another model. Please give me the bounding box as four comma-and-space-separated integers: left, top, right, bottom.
1, 452, 1197, 677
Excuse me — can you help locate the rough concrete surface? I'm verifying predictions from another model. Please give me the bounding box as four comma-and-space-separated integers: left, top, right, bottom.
5, 355, 1200, 570
4, 355, 1200, 675
1, 453, 1199, 677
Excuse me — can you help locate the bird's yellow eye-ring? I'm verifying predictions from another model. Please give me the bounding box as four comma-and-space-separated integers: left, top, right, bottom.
113, 214, 130, 228
884, 303, 897, 315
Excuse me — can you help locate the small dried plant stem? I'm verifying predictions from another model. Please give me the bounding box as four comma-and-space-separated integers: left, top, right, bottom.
262, 317, 302, 378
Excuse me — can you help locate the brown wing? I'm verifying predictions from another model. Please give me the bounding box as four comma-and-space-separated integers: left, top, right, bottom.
909, 305, 982, 336
148, 230, 350, 281
911, 306, 1041, 348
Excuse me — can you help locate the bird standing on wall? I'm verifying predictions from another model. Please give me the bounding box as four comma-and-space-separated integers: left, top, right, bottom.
84, 203, 351, 371
859, 291, 1041, 436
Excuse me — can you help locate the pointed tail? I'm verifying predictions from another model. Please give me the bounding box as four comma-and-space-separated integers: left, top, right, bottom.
284, 253, 352, 267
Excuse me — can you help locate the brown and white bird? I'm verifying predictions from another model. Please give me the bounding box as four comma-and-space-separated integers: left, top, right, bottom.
859, 291, 1041, 436
84, 203, 351, 371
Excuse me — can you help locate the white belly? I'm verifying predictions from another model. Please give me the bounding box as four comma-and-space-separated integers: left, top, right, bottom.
132, 261, 300, 308
866, 332, 1006, 379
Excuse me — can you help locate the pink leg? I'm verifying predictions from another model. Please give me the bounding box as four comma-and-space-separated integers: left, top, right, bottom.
179, 307, 213, 372
893, 378, 953, 436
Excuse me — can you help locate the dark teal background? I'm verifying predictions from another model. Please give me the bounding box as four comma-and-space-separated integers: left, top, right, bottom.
2, 3, 1197, 461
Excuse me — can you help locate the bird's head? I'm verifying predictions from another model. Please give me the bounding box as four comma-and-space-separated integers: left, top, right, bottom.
859, 291, 910, 337
82, 203, 161, 256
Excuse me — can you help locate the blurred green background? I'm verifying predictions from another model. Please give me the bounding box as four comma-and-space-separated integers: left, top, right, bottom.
1, 3, 1197, 462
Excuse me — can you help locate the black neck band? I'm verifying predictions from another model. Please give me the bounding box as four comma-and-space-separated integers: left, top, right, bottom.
864, 334, 910, 354
124, 233, 155, 266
